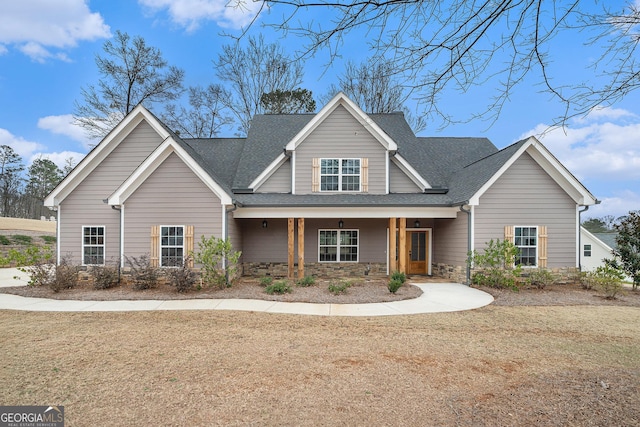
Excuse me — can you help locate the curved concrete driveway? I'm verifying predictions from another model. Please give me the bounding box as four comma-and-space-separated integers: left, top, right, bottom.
0, 268, 493, 316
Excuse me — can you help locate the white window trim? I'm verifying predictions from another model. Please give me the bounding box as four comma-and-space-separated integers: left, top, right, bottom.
160, 225, 185, 267
514, 225, 538, 268
320, 158, 362, 192
318, 229, 359, 263
82, 225, 106, 266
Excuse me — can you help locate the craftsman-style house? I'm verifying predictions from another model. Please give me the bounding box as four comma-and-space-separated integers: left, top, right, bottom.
44, 93, 598, 283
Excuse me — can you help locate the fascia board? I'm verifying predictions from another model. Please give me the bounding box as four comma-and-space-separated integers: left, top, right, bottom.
109, 138, 233, 205
249, 153, 288, 190
44, 106, 170, 207
284, 92, 398, 152
524, 141, 598, 206
469, 136, 598, 206
391, 155, 431, 190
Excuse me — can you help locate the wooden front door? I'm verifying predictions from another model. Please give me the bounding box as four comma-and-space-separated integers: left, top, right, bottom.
406, 230, 429, 275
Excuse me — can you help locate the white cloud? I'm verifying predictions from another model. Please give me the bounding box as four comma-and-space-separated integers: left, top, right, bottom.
0, 0, 111, 61
586, 190, 640, 219
0, 128, 46, 160
139, 0, 263, 31
38, 114, 98, 150
517, 107, 640, 182
0, 44, 7, 55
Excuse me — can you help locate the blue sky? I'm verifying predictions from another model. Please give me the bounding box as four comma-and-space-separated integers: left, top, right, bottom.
1, 0, 639, 219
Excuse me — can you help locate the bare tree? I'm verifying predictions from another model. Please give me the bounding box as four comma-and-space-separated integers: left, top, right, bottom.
322, 59, 426, 132
74, 30, 185, 139
162, 84, 234, 138
247, 1, 640, 126
216, 34, 305, 134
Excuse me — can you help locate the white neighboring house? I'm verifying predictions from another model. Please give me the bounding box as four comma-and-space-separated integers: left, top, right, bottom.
579, 227, 633, 283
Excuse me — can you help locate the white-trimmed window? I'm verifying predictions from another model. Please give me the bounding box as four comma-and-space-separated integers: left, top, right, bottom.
160, 226, 184, 267
320, 158, 360, 192
514, 226, 537, 267
82, 226, 105, 265
319, 229, 359, 262
584, 244, 592, 257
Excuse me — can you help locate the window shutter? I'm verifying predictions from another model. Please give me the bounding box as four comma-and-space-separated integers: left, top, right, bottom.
312, 158, 320, 192
504, 225, 514, 243
150, 225, 160, 267
361, 158, 368, 193
538, 225, 548, 268
185, 225, 194, 268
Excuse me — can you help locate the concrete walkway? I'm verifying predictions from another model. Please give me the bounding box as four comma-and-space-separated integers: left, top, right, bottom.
0, 268, 494, 316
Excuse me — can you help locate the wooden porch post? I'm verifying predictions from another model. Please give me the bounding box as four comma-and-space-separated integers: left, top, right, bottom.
389, 217, 397, 274
288, 218, 295, 279
398, 218, 407, 273
297, 218, 305, 279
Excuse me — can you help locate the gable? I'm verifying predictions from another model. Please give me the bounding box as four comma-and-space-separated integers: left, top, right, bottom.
389, 159, 423, 192
45, 106, 170, 207
293, 105, 389, 195
255, 158, 291, 193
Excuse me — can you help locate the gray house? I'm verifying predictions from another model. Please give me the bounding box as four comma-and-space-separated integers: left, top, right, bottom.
44, 93, 598, 282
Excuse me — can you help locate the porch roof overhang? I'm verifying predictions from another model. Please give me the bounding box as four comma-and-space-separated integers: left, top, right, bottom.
232, 193, 459, 219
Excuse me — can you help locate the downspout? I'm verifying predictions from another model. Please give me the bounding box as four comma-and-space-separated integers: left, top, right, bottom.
459, 203, 472, 285
111, 205, 122, 283
224, 201, 239, 284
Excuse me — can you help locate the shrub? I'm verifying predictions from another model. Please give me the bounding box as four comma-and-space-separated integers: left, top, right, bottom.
388, 278, 403, 293
391, 270, 406, 284
11, 235, 32, 245
296, 276, 316, 287
588, 265, 626, 299
168, 258, 198, 293
525, 269, 557, 289
0, 235, 10, 245
468, 239, 521, 291
259, 276, 273, 287
41, 235, 56, 244
12, 245, 55, 285
90, 263, 120, 290
193, 236, 242, 289
265, 280, 292, 295
47, 257, 79, 293
328, 280, 352, 295
126, 254, 159, 290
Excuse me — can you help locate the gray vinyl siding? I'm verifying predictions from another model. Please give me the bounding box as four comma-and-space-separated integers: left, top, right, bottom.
123, 152, 223, 259
389, 161, 421, 193
294, 105, 388, 194
59, 120, 163, 265
241, 218, 388, 263
474, 152, 577, 267
226, 215, 243, 263
433, 214, 469, 267
256, 159, 291, 193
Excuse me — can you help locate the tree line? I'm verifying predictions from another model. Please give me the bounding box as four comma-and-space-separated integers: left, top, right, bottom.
0, 145, 72, 219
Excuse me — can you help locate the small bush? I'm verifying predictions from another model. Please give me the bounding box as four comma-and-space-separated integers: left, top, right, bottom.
296, 276, 316, 287
525, 269, 557, 289
41, 235, 56, 244
468, 239, 521, 290
13, 246, 55, 285
48, 257, 79, 293
388, 278, 403, 294
90, 264, 120, 290
391, 271, 406, 284
589, 265, 626, 299
168, 258, 198, 293
11, 235, 32, 245
0, 235, 11, 245
328, 280, 352, 295
126, 254, 159, 290
265, 280, 292, 295
259, 276, 274, 287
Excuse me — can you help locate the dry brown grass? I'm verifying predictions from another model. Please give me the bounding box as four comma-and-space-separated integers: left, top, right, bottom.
1, 305, 639, 426
0, 217, 56, 233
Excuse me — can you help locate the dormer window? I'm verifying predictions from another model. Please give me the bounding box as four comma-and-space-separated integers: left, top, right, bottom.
320, 158, 361, 192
